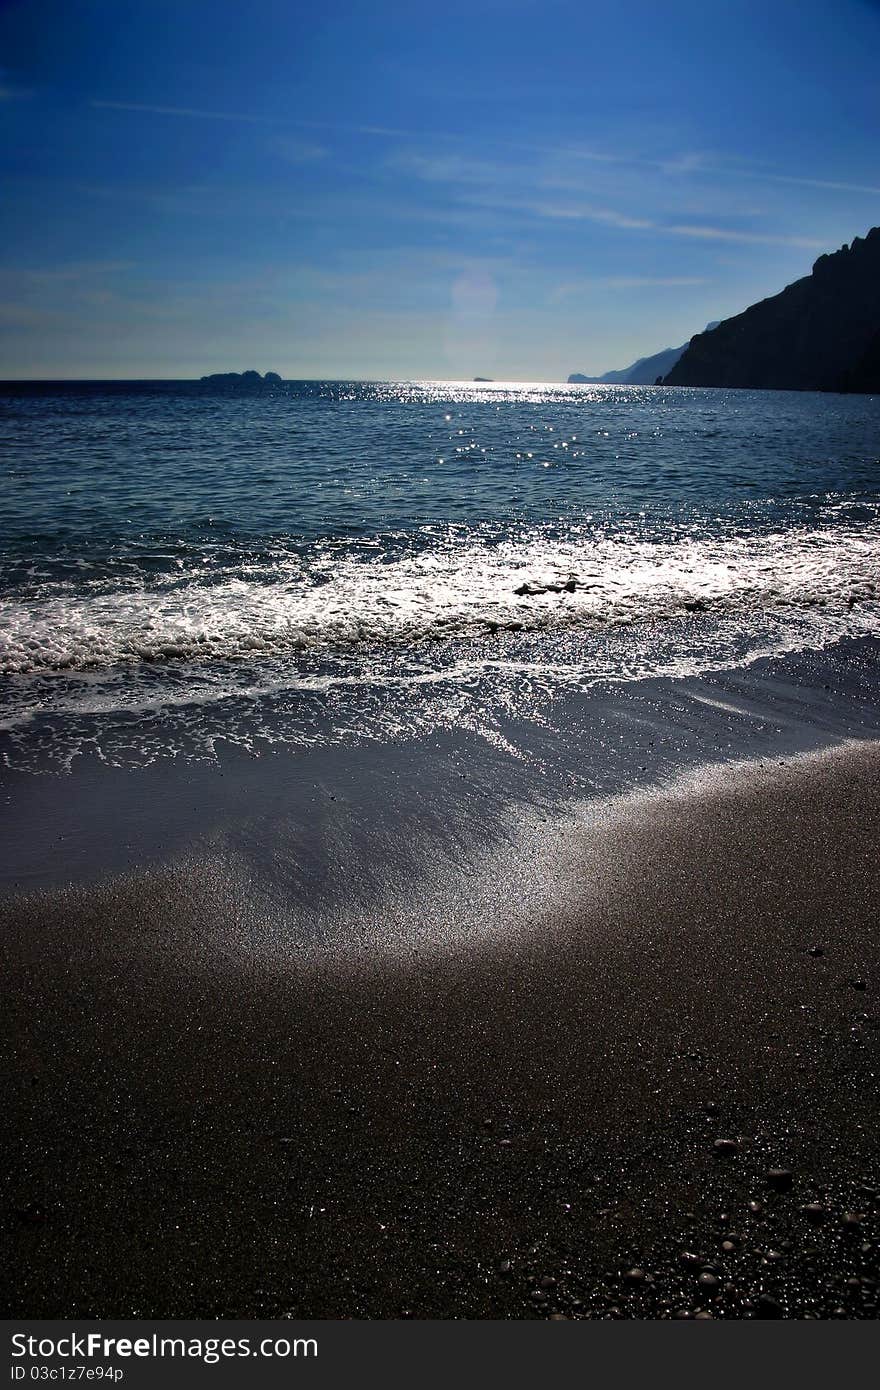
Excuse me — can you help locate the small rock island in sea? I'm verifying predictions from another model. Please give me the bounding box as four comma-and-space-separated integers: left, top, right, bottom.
198, 370, 283, 391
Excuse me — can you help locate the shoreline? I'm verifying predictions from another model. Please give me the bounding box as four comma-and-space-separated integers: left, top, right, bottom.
3, 737, 879, 1317
3, 634, 880, 899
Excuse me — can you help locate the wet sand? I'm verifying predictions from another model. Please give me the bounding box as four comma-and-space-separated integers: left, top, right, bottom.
2, 739, 879, 1319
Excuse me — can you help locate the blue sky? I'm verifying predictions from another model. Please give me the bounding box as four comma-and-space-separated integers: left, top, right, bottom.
1, 0, 879, 379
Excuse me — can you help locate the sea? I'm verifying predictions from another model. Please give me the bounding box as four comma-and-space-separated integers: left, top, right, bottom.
2, 378, 880, 777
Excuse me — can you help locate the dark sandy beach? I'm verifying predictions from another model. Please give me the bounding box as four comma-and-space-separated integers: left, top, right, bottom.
2, 730, 879, 1319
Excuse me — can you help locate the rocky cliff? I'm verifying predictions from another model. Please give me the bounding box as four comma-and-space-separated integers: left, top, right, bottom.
665, 228, 880, 392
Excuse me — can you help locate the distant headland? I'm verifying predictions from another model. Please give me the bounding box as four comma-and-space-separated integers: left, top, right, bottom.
566, 224, 880, 395
665, 226, 880, 392
199, 370, 283, 391
568, 325, 719, 387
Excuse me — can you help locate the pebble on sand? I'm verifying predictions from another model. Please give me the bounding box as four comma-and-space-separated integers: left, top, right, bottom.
766, 1168, 794, 1191
756, 1294, 783, 1318
801, 1203, 828, 1223
713, 1138, 739, 1156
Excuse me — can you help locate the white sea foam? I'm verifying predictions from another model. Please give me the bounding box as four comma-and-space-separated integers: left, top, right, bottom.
1, 515, 878, 676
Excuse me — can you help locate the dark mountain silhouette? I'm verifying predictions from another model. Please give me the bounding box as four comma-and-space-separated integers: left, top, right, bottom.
665, 227, 880, 392
839, 328, 880, 393
568, 324, 719, 387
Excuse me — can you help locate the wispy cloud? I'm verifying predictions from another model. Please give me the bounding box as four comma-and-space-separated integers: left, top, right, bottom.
299, 120, 414, 139
457, 189, 656, 231
388, 152, 656, 230
89, 98, 880, 205
665, 223, 824, 248
91, 100, 277, 123
654, 151, 711, 176
389, 151, 508, 185
90, 100, 416, 141
390, 144, 837, 247
748, 172, 880, 197
0, 303, 59, 326
0, 262, 139, 331
274, 137, 328, 164
549, 275, 708, 303
583, 207, 655, 230
0, 64, 29, 101
71, 121, 836, 258
647, 152, 880, 199
87, 94, 880, 227
466, 183, 821, 248
560, 274, 707, 292
15, 260, 136, 282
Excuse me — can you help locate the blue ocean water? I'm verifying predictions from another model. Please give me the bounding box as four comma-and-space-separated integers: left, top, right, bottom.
1, 379, 879, 770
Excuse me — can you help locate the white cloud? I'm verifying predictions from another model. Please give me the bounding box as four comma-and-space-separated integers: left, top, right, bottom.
15, 260, 136, 282
552, 274, 707, 298
750, 172, 880, 197
655, 151, 711, 176
275, 137, 328, 164
665, 223, 825, 248
90, 100, 274, 123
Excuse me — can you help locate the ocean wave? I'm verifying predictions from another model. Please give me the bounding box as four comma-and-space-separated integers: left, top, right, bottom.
2, 514, 879, 676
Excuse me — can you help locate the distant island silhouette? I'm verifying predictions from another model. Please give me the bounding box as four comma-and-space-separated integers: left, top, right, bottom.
665, 226, 880, 392
199, 370, 283, 391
